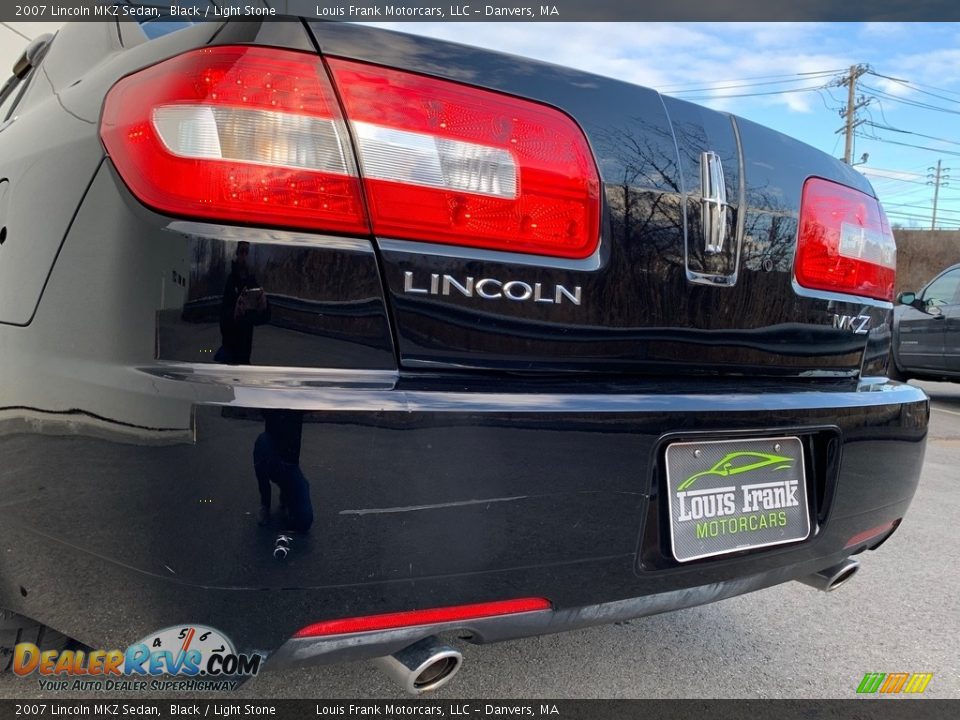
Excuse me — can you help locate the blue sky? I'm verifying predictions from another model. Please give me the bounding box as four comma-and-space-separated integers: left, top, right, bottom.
4, 20, 960, 227
367, 22, 960, 229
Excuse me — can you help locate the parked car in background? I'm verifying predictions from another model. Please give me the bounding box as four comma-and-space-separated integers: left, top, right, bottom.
0, 18, 928, 693
893, 263, 960, 381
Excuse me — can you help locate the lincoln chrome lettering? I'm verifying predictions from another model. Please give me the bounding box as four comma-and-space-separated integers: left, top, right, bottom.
403, 272, 582, 306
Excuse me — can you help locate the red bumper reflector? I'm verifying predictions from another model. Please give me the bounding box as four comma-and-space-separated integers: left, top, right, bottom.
844, 519, 899, 549
292, 597, 552, 638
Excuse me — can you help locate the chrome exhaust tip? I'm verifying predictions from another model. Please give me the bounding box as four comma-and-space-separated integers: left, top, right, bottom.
798, 557, 860, 592
372, 636, 463, 694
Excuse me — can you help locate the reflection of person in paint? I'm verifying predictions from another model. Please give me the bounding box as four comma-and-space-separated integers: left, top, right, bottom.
214, 242, 313, 533
217, 241, 269, 365
255, 410, 313, 533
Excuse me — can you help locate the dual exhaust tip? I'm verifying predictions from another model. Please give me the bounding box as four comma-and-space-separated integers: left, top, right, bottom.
373, 636, 463, 694
797, 557, 860, 592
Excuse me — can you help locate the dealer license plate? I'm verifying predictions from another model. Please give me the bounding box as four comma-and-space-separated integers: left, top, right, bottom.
665, 436, 811, 563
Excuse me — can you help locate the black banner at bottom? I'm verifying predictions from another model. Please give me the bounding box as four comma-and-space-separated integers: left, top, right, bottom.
0, 700, 958, 720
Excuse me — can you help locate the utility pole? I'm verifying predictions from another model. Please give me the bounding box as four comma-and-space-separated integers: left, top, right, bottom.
928, 160, 951, 230
836, 64, 871, 164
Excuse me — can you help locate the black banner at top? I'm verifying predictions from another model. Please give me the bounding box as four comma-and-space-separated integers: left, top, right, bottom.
3, 0, 960, 22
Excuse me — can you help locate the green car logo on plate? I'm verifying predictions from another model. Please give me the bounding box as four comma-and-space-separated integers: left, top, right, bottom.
677, 451, 793, 491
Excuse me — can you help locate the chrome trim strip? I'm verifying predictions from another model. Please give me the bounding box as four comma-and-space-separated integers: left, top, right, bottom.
732, 116, 748, 268
789, 278, 894, 309
141, 377, 928, 412
164, 221, 375, 253
377, 237, 604, 272
138, 363, 397, 390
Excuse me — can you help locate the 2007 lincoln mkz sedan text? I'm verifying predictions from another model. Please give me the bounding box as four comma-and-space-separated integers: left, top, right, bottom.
0, 18, 927, 693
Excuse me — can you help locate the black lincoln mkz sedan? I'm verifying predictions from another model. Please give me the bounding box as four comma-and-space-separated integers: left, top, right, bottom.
0, 19, 927, 692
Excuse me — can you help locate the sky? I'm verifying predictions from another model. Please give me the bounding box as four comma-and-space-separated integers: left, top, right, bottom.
3, 20, 960, 228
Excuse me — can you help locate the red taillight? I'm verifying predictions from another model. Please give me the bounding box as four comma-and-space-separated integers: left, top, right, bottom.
795, 177, 896, 301
326, 58, 601, 259
101, 46, 368, 235
292, 597, 552, 638
102, 48, 602, 259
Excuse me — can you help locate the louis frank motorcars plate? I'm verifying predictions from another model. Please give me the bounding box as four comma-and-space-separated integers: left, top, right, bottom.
665, 436, 811, 562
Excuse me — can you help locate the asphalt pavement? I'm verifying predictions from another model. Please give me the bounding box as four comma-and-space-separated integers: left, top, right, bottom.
1, 380, 958, 699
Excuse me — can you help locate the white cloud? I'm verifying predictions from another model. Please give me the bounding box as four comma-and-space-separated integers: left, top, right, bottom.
366, 22, 850, 115
877, 48, 960, 89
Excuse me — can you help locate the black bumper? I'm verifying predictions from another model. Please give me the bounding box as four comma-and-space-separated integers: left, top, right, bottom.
0, 376, 927, 665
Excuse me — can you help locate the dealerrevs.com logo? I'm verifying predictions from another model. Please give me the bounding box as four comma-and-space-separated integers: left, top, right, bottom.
13, 625, 261, 692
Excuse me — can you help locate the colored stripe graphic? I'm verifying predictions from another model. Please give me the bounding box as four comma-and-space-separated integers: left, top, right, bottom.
857, 672, 933, 694
880, 673, 909, 693
857, 673, 886, 693
903, 674, 933, 694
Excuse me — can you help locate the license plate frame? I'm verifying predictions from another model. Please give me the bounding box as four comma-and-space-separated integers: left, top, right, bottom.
664, 436, 811, 563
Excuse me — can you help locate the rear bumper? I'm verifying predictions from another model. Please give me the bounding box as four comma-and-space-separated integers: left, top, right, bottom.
268, 547, 864, 669
0, 374, 928, 665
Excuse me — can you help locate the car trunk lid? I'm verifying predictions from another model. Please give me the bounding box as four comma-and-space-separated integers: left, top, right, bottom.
307, 22, 886, 379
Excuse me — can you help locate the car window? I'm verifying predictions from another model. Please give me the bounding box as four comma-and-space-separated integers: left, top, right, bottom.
922, 269, 960, 306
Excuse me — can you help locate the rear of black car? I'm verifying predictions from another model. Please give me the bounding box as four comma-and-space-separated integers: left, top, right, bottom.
0, 19, 927, 684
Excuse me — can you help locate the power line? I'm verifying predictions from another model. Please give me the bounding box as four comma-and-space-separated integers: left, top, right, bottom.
866, 71, 960, 107
867, 179, 932, 193
668, 72, 839, 95
856, 131, 960, 158
865, 121, 960, 148
868, 71, 960, 99
897, 79, 960, 99
656, 69, 845, 91
882, 202, 960, 215
884, 208, 960, 221
815, 88, 845, 118
886, 213, 960, 222
860, 84, 960, 116
867, 167, 927, 177
876, 191, 933, 204
677, 83, 831, 101
884, 213, 960, 227
865, 175, 931, 187
864, 163, 934, 176
886, 210, 960, 220
865, 163, 948, 180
